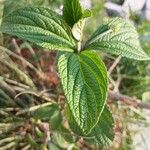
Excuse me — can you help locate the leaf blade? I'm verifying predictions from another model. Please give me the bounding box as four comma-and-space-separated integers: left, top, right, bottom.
57, 51, 107, 134
66, 105, 114, 148
63, 0, 83, 27
86, 106, 114, 148
0, 7, 75, 52
85, 18, 150, 60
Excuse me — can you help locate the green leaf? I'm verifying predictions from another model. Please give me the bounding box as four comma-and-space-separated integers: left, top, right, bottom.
57, 51, 107, 134
47, 141, 60, 150
63, 0, 83, 27
86, 106, 114, 148
82, 9, 92, 18
52, 132, 69, 149
34, 104, 62, 130
65, 105, 84, 136
58, 125, 76, 144
27, 134, 40, 150
66, 105, 114, 148
3, 0, 44, 17
85, 18, 150, 60
0, 7, 75, 52
72, 20, 84, 41
63, 0, 91, 28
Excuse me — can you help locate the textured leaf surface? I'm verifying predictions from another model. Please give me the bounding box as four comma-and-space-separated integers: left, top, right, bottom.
0, 7, 75, 52
63, 0, 83, 27
66, 106, 114, 148
63, 0, 91, 28
58, 51, 107, 134
3, 0, 44, 17
85, 18, 150, 60
72, 20, 84, 41
34, 104, 62, 130
86, 106, 114, 148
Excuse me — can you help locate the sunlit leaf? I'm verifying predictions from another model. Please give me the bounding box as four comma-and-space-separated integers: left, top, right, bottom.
85, 18, 150, 60
0, 7, 75, 52
58, 51, 107, 134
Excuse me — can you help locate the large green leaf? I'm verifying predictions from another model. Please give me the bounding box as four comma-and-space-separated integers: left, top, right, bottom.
63, 0, 83, 27
0, 7, 75, 52
85, 18, 150, 60
86, 106, 114, 148
57, 51, 107, 134
66, 106, 114, 148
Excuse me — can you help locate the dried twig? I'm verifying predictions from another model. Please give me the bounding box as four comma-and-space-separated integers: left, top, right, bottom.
108, 91, 150, 110
16, 102, 53, 115
108, 56, 121, 75
0, 46, 40, 74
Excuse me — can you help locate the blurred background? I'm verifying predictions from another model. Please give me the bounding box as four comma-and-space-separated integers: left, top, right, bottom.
0, 0, 150, 149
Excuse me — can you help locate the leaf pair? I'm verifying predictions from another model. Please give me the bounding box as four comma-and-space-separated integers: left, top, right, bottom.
1, 7, 149, 60
0, 5, 150, 60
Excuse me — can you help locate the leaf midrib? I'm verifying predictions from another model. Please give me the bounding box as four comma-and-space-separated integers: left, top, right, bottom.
77, 55, 106, 133
1, 23, 74, 48
87, 40, 148, 58
16, 10, 72, 42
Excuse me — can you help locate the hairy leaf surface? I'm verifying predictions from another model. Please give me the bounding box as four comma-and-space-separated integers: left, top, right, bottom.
58, 51, 107, 134
0, 7, 75, 52
86, 106, 114, 148
85, 18, 150, 60
66, 106, 114, 147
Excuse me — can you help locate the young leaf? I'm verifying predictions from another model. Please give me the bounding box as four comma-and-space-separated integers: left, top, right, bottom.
63, 0, 91, 27
63, 0, 83, 27
0, 7, 75, 52
72, 20, 84, 41
85, 18, 150, 60
86, 106, 114, 148
57, 51, 108, 134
